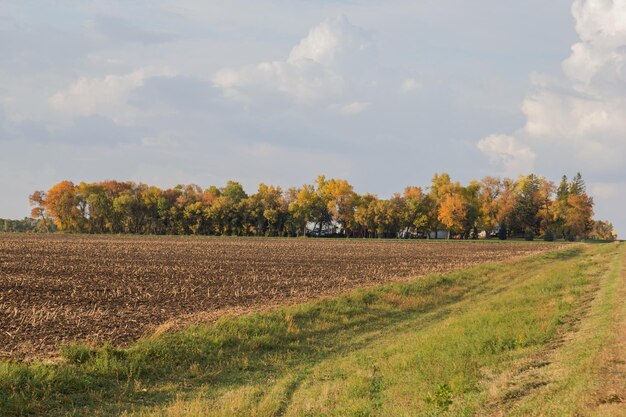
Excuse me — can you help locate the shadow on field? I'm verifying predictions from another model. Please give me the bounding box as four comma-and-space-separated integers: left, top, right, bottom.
541, 246, 583, 261
121, 293, 461, 415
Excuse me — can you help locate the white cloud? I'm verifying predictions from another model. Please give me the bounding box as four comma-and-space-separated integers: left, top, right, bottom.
338, 101, 370, 115
400, 78, 421, 93
521, 0, 626, 157
287, 15, 373, 68
476, 134, 536, 176
212, 15, 374, 103
479, 0, 626, 173
213, 59, 344, 102
49, 68, 172, 124
565, 0, 626, 86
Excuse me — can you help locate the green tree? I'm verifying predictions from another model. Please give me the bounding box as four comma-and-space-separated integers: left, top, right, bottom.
511, 174, 542, 237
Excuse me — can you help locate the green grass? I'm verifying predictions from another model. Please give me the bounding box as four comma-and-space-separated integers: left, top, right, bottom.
493, 240, 625, 416
0, 243, 622, 416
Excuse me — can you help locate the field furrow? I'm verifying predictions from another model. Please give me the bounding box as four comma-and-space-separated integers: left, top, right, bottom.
0, 234, 561, 359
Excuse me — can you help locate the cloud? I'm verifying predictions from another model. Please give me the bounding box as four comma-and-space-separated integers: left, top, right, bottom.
287, 15, 373, 69
0, 14, 172, 75
523, 0, 626, 155
400, 78, 421, 93
0, 18, 93, 72
564, 0, 626, 86
0, 113, 145, 146
49, 68, 172, 124
522, 0, 626, 174
53, 115, 146, 145
338, 101, 370, 115
474, 0, 626, 233
479, 0, 626, 174
90, 15, 175, 45
477, 134, 536, 176
212, 15, 375, 103
128, 75, 217, 112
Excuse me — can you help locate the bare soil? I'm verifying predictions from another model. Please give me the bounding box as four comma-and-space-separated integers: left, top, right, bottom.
0, 234, 559, 359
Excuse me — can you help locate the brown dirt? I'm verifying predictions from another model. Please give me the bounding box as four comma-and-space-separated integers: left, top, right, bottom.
0, 234, 559, 360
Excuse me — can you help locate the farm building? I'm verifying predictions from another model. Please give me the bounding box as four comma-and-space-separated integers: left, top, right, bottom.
429, 230, 450, 239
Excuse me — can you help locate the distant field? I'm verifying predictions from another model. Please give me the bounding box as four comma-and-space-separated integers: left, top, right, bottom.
0, 234, 560, 359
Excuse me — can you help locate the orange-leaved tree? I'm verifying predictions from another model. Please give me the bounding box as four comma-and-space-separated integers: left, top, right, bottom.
438, 193, 467, 237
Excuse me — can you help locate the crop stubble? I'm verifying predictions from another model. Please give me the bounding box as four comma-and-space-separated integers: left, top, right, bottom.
0, 234, 559, 359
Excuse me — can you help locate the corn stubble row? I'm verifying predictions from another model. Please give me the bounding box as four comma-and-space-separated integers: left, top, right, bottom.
0, 234, 557, 359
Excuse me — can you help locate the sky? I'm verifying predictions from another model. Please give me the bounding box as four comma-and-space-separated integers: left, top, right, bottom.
0, 0, 624, 235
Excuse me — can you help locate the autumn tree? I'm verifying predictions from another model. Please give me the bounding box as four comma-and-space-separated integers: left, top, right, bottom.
535, 177, 556, 239
323, 178, 357, 236
477, 177, 501, 236
553, 175, 570, 239
28, 190, 46, 219
401, 186, 429, 236
113, 183, 149, 234
462, 180, 481, 238
354, 194, 378, 238
564, 193, 594, 239
495, 178, 518, 238
225, 181, 249, 235
43, 181, 84, 232
248, 183, 285, 236
438, 193, 467, 237
373, 199, 401, 238
283, 187, 304, 236
290, 176, 332, 236
28, 190, 54, 232
428, 173, 454, 238
209, 181, 247, 235
552, 173, 594, 240
139, 186, 166, 234
589, 220, 615, 240
28, 172, 608, 241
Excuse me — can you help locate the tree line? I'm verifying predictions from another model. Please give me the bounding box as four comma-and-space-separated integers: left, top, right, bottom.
26, 173, 615, 240
0, 218, 56, 233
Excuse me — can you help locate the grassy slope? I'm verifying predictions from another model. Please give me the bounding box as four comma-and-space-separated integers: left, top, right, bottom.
1, 242, 624, 416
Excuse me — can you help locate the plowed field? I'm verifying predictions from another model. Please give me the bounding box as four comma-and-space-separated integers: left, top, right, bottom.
0, 234, 561, 359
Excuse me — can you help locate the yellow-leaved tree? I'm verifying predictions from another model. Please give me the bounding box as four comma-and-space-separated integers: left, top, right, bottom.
438, 193, 467, 237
